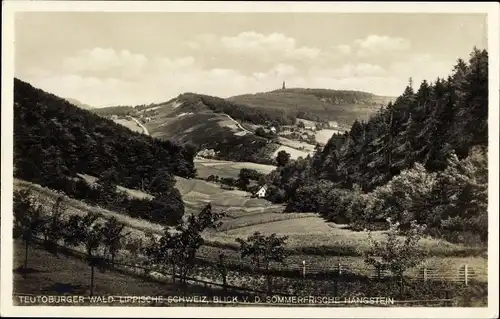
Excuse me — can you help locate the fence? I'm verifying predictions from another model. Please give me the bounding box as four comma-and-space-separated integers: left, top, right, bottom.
195, 254, 484, 285
15, 238, 481, 307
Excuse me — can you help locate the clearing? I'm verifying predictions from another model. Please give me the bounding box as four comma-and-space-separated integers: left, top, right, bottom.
113, 118, 144, 134
174, 176, 272, 212
273, 145, 310, 160
194, 158, 276, 179
315, 129, 344, 145
277, 137, 316, 154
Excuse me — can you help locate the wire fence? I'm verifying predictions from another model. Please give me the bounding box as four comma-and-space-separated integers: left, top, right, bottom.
14, 238, 483, 307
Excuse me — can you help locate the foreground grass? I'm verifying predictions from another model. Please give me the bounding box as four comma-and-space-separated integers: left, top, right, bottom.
12, 240, 233, 306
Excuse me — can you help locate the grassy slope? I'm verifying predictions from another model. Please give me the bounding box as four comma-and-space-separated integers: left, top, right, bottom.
194, 158, 276, 179
14, 179, 487, 286
12, 240, 234, 304
146, 107, 278, 164
16, 178, 486, 255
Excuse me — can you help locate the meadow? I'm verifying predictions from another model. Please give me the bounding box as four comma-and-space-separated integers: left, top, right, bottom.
194, 158, 276, 179
14, 177, 488, 287
112, 118, 144, 134
315, 129, 344, 145
273, 145, 310, 160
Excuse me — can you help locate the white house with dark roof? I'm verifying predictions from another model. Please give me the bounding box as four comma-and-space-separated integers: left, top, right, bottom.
255, 185, 268, 198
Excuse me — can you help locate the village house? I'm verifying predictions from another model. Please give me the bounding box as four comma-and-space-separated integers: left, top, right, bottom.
254, 185, 268, 198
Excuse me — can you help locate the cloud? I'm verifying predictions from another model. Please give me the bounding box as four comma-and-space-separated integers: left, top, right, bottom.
336, 44, 352, 55
354, 35, 411, 57
155, 56, 196, 70
63, 48, 148, 73
389, 53, 453, 85
188, 31, 322, 61
21, 45, 454, 107
311, 63, 386, 78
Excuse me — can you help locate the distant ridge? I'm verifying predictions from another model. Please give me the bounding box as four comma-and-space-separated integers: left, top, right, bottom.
64, 97, 94, 110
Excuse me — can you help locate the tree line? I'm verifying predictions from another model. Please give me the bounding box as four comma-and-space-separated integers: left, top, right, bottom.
263, 48, 489, 245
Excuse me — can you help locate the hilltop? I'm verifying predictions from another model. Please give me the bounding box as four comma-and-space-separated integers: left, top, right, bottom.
229, 88, 395, 129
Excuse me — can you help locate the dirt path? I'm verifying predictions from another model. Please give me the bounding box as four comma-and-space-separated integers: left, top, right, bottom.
223, 114, 253, 135
128, 116, 149, 135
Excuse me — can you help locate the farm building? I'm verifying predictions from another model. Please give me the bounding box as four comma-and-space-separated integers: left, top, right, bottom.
197, 149, 216, 158
254, 185, 268, 198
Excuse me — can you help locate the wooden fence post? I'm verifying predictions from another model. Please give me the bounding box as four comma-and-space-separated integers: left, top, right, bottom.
302, 260, 306, 278
219, 254, 228, 294
423, 266, 427, 282
377, 265, 381, 280
337, 263, 342, 276
464, 264, 468, 286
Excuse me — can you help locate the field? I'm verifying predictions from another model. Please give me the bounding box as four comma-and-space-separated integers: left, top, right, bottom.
76, 173, 154, 200
194, 158, 276, 179
315, 129, 344, 145
174, 176, 272, 213
273, 145, 310, 160
113, 118, 144, 134
277, 137, 316, 153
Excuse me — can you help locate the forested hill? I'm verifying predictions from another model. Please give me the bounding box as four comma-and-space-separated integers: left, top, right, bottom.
315, 47, 488, 191
265, 47, 488, 244
13, 78, 196, 193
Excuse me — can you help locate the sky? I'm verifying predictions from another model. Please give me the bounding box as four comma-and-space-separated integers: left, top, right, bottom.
14, 12, 487, 107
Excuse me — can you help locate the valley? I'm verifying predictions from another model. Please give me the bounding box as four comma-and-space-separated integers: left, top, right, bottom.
11, 46, 489, 307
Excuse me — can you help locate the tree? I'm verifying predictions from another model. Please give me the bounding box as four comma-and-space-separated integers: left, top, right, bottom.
364, 219, 427, 296
237, 169, 251, 191
63, 212, 104, 296
102, 217, 126, 267
13, 189, 46, 272
151, 203, 224, 289
433, 146, 488, 243
148, 171, 176, 196
276, 150, 291, 167
41, 196, 67, 253
236, 232, 289, 294
297, 121, 306, 129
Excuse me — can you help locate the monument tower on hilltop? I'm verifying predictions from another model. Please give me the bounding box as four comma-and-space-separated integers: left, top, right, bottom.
282, 81, 286, 90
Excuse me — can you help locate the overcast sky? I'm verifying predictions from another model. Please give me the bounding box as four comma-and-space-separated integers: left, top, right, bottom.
14, 12, 487, 107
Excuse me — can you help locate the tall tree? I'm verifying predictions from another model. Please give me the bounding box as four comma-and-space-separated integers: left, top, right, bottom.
41, 196, 67, 253
276, 150, 291, 167
102, 217, 126, 267
63, 212, 104, 296
13, 189, 46, 271
236, 232, 289, 294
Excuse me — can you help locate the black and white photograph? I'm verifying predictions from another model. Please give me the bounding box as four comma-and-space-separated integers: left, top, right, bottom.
1, 1, 498, 318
